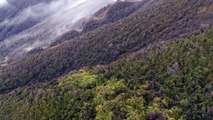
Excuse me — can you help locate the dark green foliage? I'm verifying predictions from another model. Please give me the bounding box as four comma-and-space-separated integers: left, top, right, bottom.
102, 30, 213, 119
0, 30, 212, 119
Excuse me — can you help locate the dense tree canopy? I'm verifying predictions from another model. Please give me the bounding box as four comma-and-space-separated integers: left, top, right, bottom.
0, 30, 212, 120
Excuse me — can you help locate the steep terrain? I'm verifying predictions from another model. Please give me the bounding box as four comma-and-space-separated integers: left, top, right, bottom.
0, 0, 213, 119
1, 0, 212, 93
0, 30, 212, 120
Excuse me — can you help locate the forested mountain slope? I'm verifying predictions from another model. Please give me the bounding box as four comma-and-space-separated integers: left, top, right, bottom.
0, 30, 212, 120
0, 0, 213, 93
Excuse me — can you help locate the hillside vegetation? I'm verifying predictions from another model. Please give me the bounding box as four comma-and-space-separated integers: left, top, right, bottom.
0, 30, 212, 120
1, 0, 212, 94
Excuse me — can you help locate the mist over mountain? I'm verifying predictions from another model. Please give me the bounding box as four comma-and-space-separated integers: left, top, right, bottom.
0, 0, 118, 63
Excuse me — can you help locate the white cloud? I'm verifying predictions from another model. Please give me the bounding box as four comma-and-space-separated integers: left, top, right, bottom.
0, 0, 9, 7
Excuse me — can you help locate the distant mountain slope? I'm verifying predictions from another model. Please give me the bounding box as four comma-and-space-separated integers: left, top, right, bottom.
0, 30, 212, 119
82, 0, 149, 32
52, 0, 149, 46
0, 0, 213, 93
